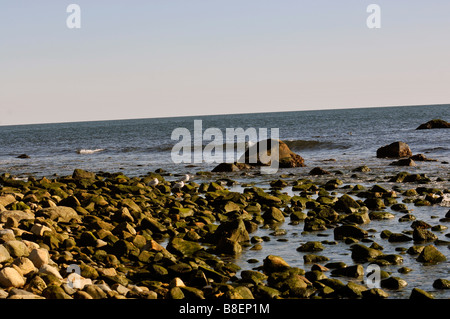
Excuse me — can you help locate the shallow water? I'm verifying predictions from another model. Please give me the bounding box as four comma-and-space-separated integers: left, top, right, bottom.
200, 168, 450, 299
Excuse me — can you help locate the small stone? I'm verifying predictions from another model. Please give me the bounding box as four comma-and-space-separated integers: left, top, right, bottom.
30, 224, 52, 237
296, 241, 324, 252
361, 288, 390, 299
410, 288, 434, 299
334, 225, 368, 240
432, 279, 450, 289
39, 264, 63, 279
0, 245, 11, 263
263, 255, 290, 273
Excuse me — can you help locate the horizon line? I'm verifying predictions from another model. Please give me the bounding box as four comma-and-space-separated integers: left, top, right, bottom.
0, 102, 448, 128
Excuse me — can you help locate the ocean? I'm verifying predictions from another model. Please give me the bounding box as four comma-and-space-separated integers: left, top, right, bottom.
0, 104, 448, 178
0, 104, 449, 299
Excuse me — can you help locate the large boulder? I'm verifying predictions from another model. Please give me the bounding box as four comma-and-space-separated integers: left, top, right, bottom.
212, 139, 306, 171
376, 142, 412, 158
239, 139, 305, 168
416, 119, 450, 130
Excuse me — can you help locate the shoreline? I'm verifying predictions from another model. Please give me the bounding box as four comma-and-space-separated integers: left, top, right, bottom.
0, 165, 449, 300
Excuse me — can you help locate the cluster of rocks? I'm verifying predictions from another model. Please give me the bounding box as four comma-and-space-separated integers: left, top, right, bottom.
0, 165, 449, 300
375, 141, 442, 167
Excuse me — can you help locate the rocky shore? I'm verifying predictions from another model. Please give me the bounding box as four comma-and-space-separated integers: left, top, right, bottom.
0, 164, 449, 300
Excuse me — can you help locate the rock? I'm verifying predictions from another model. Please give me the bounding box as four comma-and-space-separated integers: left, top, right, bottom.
215, 238, 242, 255
388, 233, 413, 242
4, 240, 30, 258
416, 119, 450, 130
433, 279, 450, 289
361, 288, 389, 299
169, 287, 185, 299
84, 284, 108, 299
212, 163, 242, 172
334, 225, 368, 240
0, 210, 34, 223
0, 245, 11, 263
37, 206, 81, 223
376, 141, 412, 158
380, 276, 408, 289
413, 228, 437, 243
0, 267, 25, 288
240, 270, 268, 284
167, 238, 203, 257
72, 169, 96, 180
352, 165, 371, 172
263, 255, 290, 273
303, 254, 330, 263
28, 248, 50, 268
238, 139, 305, 168
16, 154, 30, 159
411, 220, 432, 229
410, 154, 437, 162
342, 281, 368, 298
213, 218, 249, 243
334, 194, 360, 213
350, 244, 383, 262
309, 167, 331, 175
12, 257, 37, 276
7, 288, 44, 299
390, 158, 416, 166
331, 264, 364, 278
39, 264, 63, 279
262, 206, 285, 223
369, 211, 395, 220
416, 245, 446, 263
30, 224, 52, 237
42, 284, 72, 299
296, 241, 324, 252
0, 194, 16, 207
364, 198, 386, 210
410, 288, 434, 299
254, 285, 281, 299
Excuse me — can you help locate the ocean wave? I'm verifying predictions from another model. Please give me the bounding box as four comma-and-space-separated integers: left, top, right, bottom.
284, 139, 349, 151
76, 148, 105, 155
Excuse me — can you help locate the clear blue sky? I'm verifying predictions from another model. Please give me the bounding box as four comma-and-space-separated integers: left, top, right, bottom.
1, 1, 449, 125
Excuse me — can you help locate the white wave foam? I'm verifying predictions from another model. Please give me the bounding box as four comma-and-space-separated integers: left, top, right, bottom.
76, 148, 105, 155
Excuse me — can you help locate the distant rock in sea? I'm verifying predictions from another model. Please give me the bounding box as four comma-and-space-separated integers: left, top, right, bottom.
16, 154, 30, 159
416, 119, 450, 130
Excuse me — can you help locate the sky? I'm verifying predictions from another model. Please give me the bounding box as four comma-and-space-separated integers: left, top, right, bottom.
1, 0, 449, 125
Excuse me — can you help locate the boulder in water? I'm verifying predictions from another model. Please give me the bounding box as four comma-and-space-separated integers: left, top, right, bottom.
376, 141, 412, 158
212, 139, 305, 171
416, 119, 450, 130
238, 139, 305, 168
